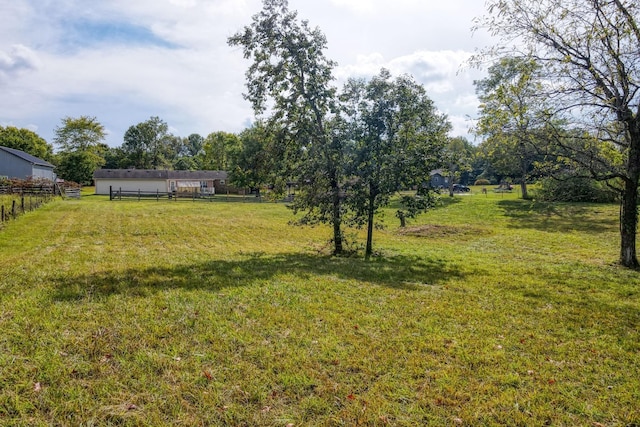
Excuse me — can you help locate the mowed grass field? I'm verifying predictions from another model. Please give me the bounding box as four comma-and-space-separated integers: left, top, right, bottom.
0, 189, 638, 426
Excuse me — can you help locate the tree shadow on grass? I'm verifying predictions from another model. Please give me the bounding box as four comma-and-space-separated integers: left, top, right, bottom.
498, 200, 618, 233
52, 252, 465, 302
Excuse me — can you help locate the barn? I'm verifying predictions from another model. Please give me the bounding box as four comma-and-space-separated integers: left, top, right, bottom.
0, 146, 56, 181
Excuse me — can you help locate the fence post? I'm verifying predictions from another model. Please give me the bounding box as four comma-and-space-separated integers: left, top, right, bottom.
1, 205, 4, 222
12, 200, 16, 219
21, 196, 25, 213
110, 185, 112, 201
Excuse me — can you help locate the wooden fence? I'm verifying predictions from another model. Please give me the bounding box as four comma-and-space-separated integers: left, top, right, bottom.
0, 193, 53, 225
109, 186, 271, 203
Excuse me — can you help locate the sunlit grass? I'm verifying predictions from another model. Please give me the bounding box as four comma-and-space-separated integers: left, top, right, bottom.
0, 192, 638, 426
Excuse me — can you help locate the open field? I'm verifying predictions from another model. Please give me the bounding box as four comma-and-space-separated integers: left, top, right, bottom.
0, 190, 638, 426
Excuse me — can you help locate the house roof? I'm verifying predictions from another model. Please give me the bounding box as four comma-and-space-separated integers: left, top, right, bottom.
0, 146, 55, 168
93, 169, 228, 180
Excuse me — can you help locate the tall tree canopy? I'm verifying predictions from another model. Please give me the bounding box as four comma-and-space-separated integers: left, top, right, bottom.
229, 0, 346, 254
474, 57, 549, 199
230, 123, 276, 196
0, 126, 53, 161
474, 0, 640, 268
122, 116, 174, 170
342, 69, 450, 258
200, 132, 241, 171
53, 116, 106, 152
53, 116, 107, 184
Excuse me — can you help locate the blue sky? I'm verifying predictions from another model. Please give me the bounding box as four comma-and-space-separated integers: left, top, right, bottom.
0, 0, 492, 148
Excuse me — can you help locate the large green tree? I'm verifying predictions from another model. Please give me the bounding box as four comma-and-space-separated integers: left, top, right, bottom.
200, 132, 241, 171
230, 123, 276, 196
0, 126, 53, 161
342, 69, 450, 258
56, 148, 106, 185
474, 57, 549, 199
474, 0, 640, 267
229, 0, 347, 254
53, 116, 107, 184
53, 116, 106, 152
122, 117, 174, 169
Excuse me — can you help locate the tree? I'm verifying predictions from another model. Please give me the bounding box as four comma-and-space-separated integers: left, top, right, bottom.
474, 0, 640, 267
53, 116, 106, 152
229, 0, 347, 255
184, 133, 204, 157
441, 136, 474, 197
0, 126, 53, 161
474, 57, 549, 199
53, 116, 107, 184
122, 117, 173, 169
200, 132, 241, 171
230, 123, 275, 196
56, 149, 106, 185
341, 69, 450, 258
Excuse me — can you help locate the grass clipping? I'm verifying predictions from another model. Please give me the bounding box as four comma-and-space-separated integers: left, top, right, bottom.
397, 224, 489, 238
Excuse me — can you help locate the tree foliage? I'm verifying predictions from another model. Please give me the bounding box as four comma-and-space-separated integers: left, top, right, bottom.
474, 57, 549, 198
230, 123, 276, 195
474, 0, 640, 267
53, 116, 106, 152
52, 116, 107, 184
440, 136, 474, 197
200, 132, 241, 171
229, 0, 346, 254
0, 126, 53, 161
341, 69, 450, 258
122, 117, 174, 170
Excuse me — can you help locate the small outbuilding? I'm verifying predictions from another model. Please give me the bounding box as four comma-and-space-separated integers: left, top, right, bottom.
0, 146, 56, 181
429, 169, 449, 188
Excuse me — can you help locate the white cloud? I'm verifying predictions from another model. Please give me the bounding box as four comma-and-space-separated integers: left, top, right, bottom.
0, 0, 491, 145
0, 44, 40, 76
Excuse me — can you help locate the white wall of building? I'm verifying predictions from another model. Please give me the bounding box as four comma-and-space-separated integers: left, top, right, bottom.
95, 179, 167, 195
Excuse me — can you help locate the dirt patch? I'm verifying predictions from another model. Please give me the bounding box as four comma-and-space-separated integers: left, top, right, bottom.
397, 224, 489, 238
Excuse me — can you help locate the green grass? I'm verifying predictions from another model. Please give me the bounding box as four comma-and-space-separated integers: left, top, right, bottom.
0, 191, 638, 426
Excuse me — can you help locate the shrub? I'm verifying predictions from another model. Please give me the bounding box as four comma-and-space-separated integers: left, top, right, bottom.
474, 178, 491, 186
536, 176, 619, 203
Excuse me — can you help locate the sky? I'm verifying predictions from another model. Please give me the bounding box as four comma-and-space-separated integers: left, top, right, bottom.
0, 0, 493, 148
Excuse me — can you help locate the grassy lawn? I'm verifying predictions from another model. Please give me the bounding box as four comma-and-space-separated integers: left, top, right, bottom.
0, 190, 638, 426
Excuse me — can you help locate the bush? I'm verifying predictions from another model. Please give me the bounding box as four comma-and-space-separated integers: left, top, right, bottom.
474, 178, 491, 186
536, 176, 619, 203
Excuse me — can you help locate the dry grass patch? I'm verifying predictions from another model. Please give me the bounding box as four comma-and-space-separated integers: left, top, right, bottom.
397, 224, 491, 239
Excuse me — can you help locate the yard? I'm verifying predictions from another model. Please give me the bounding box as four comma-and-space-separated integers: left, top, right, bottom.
0, 190, 638, 425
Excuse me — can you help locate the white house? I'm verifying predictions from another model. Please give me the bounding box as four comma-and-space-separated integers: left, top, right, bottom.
93, 169, 228, 195
0, 146, 56, 181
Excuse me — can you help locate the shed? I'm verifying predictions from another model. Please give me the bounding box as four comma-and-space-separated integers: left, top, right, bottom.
429, 169, 449, 188
0, 146, 56, 181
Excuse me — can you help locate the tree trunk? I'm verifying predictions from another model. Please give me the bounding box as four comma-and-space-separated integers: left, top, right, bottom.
620, 129, 640, 268
520, 179, 528, 199
520, 154, 529, 199
399, 213, 406, 228
365, 193, 376, 260
620, 184, 638, 268
331, 182, 343, 256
